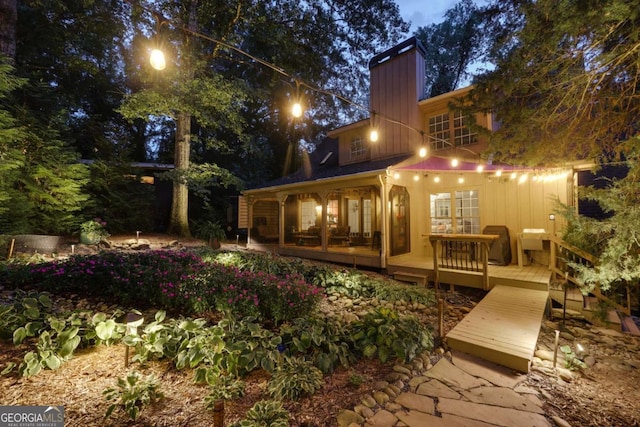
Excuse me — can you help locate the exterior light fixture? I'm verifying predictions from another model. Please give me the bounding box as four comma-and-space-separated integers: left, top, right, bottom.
458, 175, 464, 184
291, 102, 303, 118
150, 48, 166, 70
476, 164, 484, 173
413, 173, 420, 182
393, 172, 400, 180
369, 111, 379, 142
122, 312, 144, 367
495, 170, 503, 177
518, 173, 528, 184
451, 158, 459, 167
434, 175, 440, 183
418, 146, 428, 158
510, 172, 517, 180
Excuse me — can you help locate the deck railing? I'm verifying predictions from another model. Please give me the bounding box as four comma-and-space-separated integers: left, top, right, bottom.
549, 234, 631, 316
427, 234, 498, 290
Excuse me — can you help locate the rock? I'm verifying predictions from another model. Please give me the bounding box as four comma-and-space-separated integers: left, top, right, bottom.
373, 390, 390, 405
360, 395, 377, 408
336, 410, 364, 427
552, 416, 572, 427
556, 367, 575, 382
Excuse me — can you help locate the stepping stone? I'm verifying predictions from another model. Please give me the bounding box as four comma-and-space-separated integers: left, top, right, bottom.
425, 358, 489, 390
416, 379, 461, 400
461, 386, 545, 413
437, 398, 551, 427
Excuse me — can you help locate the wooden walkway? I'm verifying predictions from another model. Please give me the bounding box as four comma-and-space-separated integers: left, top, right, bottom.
445, 285, 549, 373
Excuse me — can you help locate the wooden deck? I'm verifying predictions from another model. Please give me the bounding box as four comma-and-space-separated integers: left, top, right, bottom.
445, 285, 549, 373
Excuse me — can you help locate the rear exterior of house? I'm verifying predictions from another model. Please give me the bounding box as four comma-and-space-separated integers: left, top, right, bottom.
241, 37, 573, 282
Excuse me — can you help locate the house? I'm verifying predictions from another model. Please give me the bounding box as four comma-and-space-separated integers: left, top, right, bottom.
241, 37, 572, 283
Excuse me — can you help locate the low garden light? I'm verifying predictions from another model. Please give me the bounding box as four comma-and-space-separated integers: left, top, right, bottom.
122, 312, 144, 367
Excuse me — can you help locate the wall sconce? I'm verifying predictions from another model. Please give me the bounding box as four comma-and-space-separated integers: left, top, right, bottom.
413, 173, 420, 182
457, 175, 465, 184
434, 175, 441, 183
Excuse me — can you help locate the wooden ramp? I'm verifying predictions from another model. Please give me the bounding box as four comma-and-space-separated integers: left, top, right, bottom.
446, 285, 549, 373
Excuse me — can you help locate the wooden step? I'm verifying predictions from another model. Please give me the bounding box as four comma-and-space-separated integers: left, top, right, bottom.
393, 271, 428, 286
622, 315, 640, 336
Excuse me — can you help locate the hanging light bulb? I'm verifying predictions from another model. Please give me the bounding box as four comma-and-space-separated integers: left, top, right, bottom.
451, 158, 459, 167
476, 164, 484, 173
291, 102, 303, 118
150, 49, 166, 70
458, 175, 465, 184
434, 175, 441, 183
370, 129, 379, 142
413, 173, 420, 182
418, 146, 428, 158
495, 169, 503, 177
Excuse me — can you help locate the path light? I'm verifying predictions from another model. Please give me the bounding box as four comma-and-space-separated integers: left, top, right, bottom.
71, 244, 75, 254
136, 231, 141, 243
122, 312, 144, 367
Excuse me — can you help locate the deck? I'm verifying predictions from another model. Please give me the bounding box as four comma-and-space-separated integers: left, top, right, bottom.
445, 285, 549, 373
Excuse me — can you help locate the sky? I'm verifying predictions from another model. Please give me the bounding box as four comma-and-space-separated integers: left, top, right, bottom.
395, 0, 461, 32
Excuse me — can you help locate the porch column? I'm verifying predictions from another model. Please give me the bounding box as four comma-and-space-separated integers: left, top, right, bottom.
378, 174, 388, 268
318, 191, 329, 251
245, 195, 255, 245
276, 193, 288, 248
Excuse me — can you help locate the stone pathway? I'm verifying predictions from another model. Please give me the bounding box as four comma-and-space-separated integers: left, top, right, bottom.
338, 349, 552, 427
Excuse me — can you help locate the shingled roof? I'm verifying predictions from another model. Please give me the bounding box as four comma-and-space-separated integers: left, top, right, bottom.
251, 137, 412, 190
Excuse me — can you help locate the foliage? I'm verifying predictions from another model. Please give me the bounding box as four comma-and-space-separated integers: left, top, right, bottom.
82, 161, 156, 234
267, 356, 324, 401
192, 220, 227, 242
103, 371, 164, 421
205, 263, 324, 324
204, 375, 246, 410
471, 0, 640, 165
350, 307, 434, 363
279, 316, 355, 374
560, 345, 587, 371
415, 0, 486, 97
0, 290, 54, 342
229, 400, 290, 427
553, 146, 640, 298
80, 218, 110, 241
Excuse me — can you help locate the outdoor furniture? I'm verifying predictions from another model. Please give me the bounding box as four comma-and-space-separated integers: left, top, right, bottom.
295, 226, 321, 246
329, 225, 350, 246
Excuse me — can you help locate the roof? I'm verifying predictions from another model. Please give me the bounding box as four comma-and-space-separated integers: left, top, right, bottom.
247, 138, 412, 191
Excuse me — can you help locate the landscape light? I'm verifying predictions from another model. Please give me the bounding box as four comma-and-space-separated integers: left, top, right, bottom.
150, 49, 166, 70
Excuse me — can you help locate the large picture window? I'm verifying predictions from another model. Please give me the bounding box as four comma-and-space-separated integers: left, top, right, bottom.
430, 190, 480, 234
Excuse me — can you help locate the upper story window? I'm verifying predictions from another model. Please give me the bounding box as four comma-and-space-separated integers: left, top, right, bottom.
453, 110, 478, 146
350, 137, 367, 159
428, 113, 450, 150
428, 110, 477, 150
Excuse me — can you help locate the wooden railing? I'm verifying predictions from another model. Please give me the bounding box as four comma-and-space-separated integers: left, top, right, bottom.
427, 234, 499, 291
549, 234, 631, 316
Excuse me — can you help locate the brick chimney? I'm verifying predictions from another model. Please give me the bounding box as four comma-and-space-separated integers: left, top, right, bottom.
368, 37, 427, 159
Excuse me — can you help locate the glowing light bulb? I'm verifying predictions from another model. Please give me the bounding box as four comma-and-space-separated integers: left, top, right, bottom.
476, 164, 484, 173
418, 146, 428, 158
292, 102, 302, 118
451, 158, 459, 167
150, 49, 166, 70
370, 129, 379, 142
458, 176, 465, 184
434, 175, 440, 183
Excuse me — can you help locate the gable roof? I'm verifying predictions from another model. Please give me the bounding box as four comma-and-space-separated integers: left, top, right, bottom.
248, 137, 412, 191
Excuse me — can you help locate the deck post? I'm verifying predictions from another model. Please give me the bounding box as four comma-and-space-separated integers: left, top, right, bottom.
430, 239, 440, 292
481, 242, 490, 290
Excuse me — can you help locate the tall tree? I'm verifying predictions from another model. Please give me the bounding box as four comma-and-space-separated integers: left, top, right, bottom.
121, 0, 409, 237
470, 0, 640, 165
414, 0, 485, 97
0, 0, 17, 58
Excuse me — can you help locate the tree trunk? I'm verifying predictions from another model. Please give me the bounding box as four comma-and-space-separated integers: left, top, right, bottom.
167, 112, 191, 237
0, 0, 17, 59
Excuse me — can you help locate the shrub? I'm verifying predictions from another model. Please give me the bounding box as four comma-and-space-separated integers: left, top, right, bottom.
267, 356, 324, 401
350, 307, 433, 363
230, 400, 290, 427
103, 371, 164, 420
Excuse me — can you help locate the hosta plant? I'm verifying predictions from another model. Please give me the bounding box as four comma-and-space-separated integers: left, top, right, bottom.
267, 356, 324, 401
229, 400, 290, 427
103, 371, 164, 420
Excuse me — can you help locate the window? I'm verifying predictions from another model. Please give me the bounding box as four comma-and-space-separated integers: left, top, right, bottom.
455, 190, 480, 234
428, 111, 477, 149
350, 137, 367, 159
453, 110, 477, 147
430, 190, 480, 234
428, 113, 450, 150
326, 199, 338, 226
300, 200, 317, 230
362, 199, 372, 237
